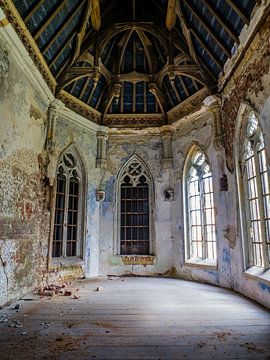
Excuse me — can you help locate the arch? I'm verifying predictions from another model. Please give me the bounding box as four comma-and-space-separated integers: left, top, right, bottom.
183, 144, 217, 263
49, 144, 87, 261
235, 103, 270, 270
114, 155, 155, 256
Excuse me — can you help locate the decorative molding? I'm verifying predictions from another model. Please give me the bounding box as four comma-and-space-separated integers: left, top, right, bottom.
203, 95, 223, 149
58, 91, 102, 124
104, 113, 165, 127
0, 46, 8, 79
46, 100, 65, 153
0, 0, 56, 92
96, 131, 108, 169
167, 88, 210, 123
96, 190, 105, 202
161, 125, 173, 169
164, 189, 174, 201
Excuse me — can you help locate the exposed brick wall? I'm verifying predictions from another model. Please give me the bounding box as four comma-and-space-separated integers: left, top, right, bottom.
221, 16, 270, 171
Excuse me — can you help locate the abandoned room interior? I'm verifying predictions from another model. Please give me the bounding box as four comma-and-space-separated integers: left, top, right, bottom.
0, 0, 270, 359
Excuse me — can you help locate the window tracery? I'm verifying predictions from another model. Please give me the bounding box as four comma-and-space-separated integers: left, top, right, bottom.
241, 113, 270, 268
184, 147, 217, 261
116, 157, 154, 256
52, 147, 85, 259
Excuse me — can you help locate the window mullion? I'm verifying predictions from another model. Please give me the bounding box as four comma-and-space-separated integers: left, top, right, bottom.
63, 173, 69, 258
254, 149, 268, 267
242, 164, 254, 266
199, 178, 206, 259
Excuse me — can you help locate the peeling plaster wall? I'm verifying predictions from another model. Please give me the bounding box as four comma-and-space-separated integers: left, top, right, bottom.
220, 14, 270, 309
170, 114, 231, 287
0, 5, 270, 310
0, 34, 50, 306
98, 131, 173, 276
48, 113, 101, 279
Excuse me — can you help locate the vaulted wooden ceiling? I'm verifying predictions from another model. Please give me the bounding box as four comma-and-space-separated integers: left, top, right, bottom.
11, 0, 256, 126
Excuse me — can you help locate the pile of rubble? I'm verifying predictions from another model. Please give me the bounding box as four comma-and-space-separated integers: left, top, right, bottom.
38, 283, 79, 299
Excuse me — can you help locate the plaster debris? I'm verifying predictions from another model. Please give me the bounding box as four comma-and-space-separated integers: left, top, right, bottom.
95, 286, 104, 292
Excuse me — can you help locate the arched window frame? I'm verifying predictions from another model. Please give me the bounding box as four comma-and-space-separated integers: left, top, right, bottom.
236, 106, 270, 271
114, 155, 155, 256
183, 145, 217, 265
49, 145, 87, 263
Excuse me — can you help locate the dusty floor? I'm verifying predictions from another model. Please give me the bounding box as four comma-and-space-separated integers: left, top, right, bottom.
0, 277, 269, 360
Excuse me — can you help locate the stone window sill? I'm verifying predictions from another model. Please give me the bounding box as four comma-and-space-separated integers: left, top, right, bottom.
244, 266, 270, 284
49, 257, 84, 270
117, 255, 156, 265
184, 258, 217, 269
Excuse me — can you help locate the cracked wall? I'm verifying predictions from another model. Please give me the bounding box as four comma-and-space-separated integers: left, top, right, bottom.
0, 35, 50, 306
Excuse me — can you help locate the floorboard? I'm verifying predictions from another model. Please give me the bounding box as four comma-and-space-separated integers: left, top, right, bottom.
0, 277, 269, 360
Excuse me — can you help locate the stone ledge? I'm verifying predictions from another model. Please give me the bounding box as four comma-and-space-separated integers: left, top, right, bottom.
115, 255, 156, 266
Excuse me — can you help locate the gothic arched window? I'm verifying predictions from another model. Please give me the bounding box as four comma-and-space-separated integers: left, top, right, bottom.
52, 147, 86, 259
184, 147, 217, 261
241, 112, 270, 268
116, 156, 154, 255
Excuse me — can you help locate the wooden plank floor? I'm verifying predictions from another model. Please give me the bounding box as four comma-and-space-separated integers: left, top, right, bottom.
0, 277, 270, 360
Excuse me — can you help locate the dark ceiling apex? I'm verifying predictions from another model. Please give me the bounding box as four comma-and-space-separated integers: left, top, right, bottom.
12, 0, 257, 126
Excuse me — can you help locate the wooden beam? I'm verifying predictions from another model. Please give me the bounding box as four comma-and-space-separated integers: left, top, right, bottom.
136, 30, 153, 74
24, 0, 43, 23
166, 0, 177, 31
182, 0, 231, 57
225, 0, 249, 25
190, 28, 223, 70
42, 1, 86, 55
49, 31, 76, 68
70, 0, 92, 66
200, 0, 239, 44
179, 76, 189, 97
117, 30, 133, 74
33, 0, 69, 40
118, 71, 150, 84
79, 77, 91, 99
174, 3, 215, 86
90, 0, 101, 31
58, 66, 99, 88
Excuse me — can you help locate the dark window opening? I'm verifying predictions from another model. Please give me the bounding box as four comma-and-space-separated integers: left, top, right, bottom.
120, 175, 150, 255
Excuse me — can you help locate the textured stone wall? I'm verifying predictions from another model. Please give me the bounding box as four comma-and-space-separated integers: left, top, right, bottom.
47, 112, 100, 279
0, 36, 50, 306
222, 15, 270, 172
98, 129, 173, 276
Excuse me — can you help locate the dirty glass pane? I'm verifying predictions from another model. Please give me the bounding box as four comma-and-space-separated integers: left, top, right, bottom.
120, 175, 149, 255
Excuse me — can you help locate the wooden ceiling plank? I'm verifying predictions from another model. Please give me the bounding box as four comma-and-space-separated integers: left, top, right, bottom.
117, 30, 134, 74
24, 0, 44, 23
136, 30, 153, 74
175, 2, 215, 85
200, 0, 239, 44
42, 0, 86, 55
190, 28, 223, 70
95, 87, 105, 108
79, 76, 91, 100
33, 0, 70, 40
179, 76, 189, 97
166, 0, 177, 31
49, 32, 76, 68
55, 58, 70, 80
225, 0, 249, 24
163, 82, 175, 107
90, 0, 101, 31
183, 0, 231, 58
